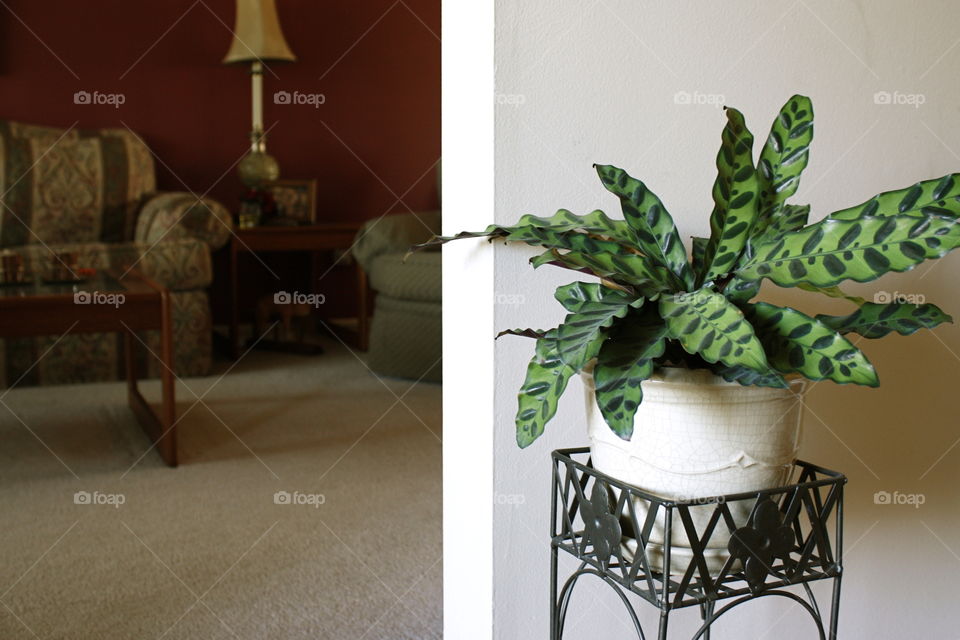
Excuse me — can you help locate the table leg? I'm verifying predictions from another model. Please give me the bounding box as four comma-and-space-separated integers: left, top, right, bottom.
125, 292, 177, 467
229, 237, 240, 359
357, 265, 369, 351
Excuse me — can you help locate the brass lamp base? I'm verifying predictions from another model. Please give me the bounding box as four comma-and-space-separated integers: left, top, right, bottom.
238, 149, 280, 188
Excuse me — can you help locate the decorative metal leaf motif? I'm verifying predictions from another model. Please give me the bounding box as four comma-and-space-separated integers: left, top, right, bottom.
755, 95, 814, 228
743, 302, 878, 386
659, 291, 770, 373
595, 164, 692, 288
593, 313, 667, 439
701, 108, 761, 284
552, 283, 639, 369
735, 214, 960, 288
816, 301, 952, 338
828, 174, 960, 221
515, 331, 577, 448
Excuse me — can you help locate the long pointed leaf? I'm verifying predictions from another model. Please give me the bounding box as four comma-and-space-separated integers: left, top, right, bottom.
553, 284, 639, 369
593, 313, 667, 439
755, 95, 814, 229
701, 108, 761, 284
414, 208, 637, 250
815, 301, 952, 338
595, 164, 692, 287
735, 213, 960, 288
659, 291, 770, 373
515, 332, 576, 448
828, 174, 960, 220
531, 249, 670, 296
743, 302, 878, 386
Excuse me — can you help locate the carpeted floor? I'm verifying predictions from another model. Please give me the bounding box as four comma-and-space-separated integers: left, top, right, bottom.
0, 337, 442, 639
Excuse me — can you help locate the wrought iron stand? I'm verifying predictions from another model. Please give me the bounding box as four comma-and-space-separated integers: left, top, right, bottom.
551, 448, 846, 639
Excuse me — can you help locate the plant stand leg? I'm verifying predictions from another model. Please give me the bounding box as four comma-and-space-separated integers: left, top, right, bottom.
550, 545, 559, 639
658, 608, 669, 640
829, 576, 842, 639
699, 600, 715, 640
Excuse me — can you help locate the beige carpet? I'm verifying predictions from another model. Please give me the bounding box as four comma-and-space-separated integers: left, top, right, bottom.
0, 337, 442, 639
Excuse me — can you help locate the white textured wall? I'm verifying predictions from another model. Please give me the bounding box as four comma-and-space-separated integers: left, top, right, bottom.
493, 1, 960, 637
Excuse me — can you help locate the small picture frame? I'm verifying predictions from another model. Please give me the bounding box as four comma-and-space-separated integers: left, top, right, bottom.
266, 179, 317, 225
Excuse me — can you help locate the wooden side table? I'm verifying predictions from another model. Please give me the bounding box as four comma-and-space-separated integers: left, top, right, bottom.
0, 268, 178, 466
228, 224, 369, 359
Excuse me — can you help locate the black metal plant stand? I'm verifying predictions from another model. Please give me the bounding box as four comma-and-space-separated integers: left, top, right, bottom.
550, 448, 846, 639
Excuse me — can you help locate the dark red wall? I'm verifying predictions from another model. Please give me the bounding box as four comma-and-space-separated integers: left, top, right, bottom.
0, 0, 441, 219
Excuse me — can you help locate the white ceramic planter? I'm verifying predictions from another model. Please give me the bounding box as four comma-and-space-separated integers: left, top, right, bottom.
582, 367, 806, 575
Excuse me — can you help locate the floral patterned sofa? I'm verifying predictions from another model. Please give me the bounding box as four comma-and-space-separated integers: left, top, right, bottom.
0, 120, 232, 386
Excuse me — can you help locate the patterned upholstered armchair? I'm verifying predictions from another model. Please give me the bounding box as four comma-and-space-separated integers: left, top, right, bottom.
0, 120, 232, 386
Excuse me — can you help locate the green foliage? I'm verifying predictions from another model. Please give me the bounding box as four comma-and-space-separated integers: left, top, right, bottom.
420, 96, 960, 446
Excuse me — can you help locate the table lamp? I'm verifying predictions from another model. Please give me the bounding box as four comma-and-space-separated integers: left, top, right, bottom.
223, 0, 296, 188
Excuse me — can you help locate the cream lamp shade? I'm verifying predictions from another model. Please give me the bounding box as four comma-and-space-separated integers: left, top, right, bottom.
223, 0, 296, 63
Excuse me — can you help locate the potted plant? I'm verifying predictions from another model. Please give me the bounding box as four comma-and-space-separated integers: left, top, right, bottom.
421, 95, 960, 570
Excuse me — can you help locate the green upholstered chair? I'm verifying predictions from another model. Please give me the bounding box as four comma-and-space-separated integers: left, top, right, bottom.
353, 210, 441, 383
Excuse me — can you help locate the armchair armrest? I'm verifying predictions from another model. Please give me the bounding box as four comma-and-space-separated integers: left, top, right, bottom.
353, 210, 441, 271
135, 192, 233, 250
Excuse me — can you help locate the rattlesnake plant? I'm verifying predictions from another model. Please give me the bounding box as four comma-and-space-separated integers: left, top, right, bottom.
420, 96, 960, 447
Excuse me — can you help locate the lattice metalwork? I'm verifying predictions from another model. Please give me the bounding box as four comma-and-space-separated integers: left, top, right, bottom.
551, 448, 845, 639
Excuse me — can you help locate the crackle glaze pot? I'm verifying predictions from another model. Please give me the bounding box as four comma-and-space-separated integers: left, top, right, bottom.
582, 367, 806, 575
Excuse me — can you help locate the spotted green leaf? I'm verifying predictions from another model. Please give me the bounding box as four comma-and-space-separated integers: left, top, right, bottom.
749, 204, 810, 254
735, 213, 960, 288
815, 301, 952, 339
415, 208, 638, 250
659, 291, 770, 372
709, 363, 789, 389
743, 302, 878, 386
593, 313, 667, 439
595, 164, 692, 288
701, 108, 761, 285
755, 95, 814, 230
532, 249, 671, 296
553, 284, 639, 369
828, 174, 960, 221
691, 236, 708, 276
515, 331, 577, 448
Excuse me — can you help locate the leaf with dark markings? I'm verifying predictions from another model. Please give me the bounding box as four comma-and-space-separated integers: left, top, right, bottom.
593, 312, 667, 439
700, 107, 761, 284
595, 164, 692, 287
743, 302, 878, 386
816, 301, 952, 338
660, 291, 770, 372
735, 214, 960, 288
